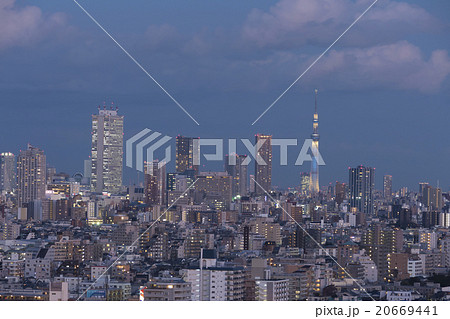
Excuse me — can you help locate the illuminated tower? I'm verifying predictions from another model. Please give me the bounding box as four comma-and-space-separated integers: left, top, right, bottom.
309, 89, 320, 195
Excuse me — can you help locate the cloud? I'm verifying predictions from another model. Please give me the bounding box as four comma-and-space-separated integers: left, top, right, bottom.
0, 0, 66, 50
242, 0, 441, 49
305, 41, 450, 93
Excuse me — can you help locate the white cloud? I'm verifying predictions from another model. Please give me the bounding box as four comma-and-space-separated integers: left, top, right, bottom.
305, 41, 450, 93
242, 0, 441, 49
0, 0, 66, 50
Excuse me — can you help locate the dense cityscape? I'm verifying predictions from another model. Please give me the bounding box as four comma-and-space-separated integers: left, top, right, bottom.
1, 97, 450, 302
1, 1, 450, 311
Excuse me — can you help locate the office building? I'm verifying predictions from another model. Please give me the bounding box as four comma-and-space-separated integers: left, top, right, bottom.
349, 166, 375, 215
17, 144, 46, 207
144, 160, 166, 206
91, 106, 124, 194
422, 185, 442, 211
0, 152, 16, 193
254, 134, 272, 195
194, 172, 232, 209
225, 154, 248, 197
335, 182, 346, 206
383, 175, 392, 201
299, 172, 310, 196
175, 136, 199, 175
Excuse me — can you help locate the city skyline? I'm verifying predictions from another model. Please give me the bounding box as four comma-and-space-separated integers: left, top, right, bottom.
0, 0, 449, 190
2, 0, 450, 305
0, 109, 444, 193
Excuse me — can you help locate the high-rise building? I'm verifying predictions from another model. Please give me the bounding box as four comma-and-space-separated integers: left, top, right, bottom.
225, 154, 248, 198
195, 172, 232, 209
422, 185, 442, 211
310, 89, 320, 195
383, 175, 392, 201
17, 144, 46, 207
299, 172, 310, 196
144, 160, 166, 206
0, 152, 16, 193
175, 136, 199, 175
362, 225, 403, 280
349, 166, 375, 215
249, 175, 255, 193
419, 182, 429, 197
84, 159, 92, 179
91, 106, 124, 194
335, 182, 346, 206
254, 134, 272, 195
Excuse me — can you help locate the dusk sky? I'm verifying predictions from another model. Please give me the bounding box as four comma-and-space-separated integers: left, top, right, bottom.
1, 0, 450, 191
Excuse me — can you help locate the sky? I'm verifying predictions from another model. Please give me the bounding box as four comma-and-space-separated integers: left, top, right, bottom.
0, 0, 449, 191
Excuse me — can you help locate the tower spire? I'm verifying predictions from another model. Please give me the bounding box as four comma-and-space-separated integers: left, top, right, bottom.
310, 89, 320, 196
315, 88, 318, 114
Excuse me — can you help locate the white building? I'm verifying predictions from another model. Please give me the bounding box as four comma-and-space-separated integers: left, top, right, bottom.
384, 291, 412, 301
407, 256, 424, 277
91, 107, 124, 194
49, 282, 69, 301
182, 267, 245, 301
255, 279, 289, 301
355, 253, 378, 283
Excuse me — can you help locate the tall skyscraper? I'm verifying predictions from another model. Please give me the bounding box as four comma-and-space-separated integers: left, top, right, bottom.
144, 160, 166, 206
254, 134, 272, 195
383, 175, 392, 201
17, 144, 46, 207
0, 152, 16, 193
419, 182, 429, 197
310, 89, 320, 195
225, 154, 248, 197
91, 106, 124, 194
175, 136, 199, 175
422, 185, 442, 211
349, 166, 375, 215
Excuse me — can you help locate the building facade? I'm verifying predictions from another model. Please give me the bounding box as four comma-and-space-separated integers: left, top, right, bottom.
91, 107, 124, 194
349, 166, 375, 215
0, 152, 16, 193
254, 134, 272, 195
17, 145, 46, 207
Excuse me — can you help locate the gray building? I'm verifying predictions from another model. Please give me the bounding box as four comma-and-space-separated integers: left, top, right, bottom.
91, 106, 124, 194
254, 134, 272, 195
349, 166, 374, 215
225, 154, 248, 198
17, 144, 46, 207
0, 152, 16, 193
